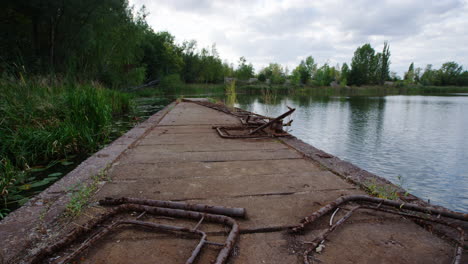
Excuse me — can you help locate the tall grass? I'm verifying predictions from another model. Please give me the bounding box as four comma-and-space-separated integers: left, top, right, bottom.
0, 78, 133, 214
225, 80, 237, 108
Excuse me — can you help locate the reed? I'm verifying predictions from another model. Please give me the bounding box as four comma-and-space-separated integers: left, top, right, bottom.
0, 78, 133, 216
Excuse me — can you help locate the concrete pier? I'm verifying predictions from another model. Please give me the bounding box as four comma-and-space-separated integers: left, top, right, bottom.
0, 100, 463, 263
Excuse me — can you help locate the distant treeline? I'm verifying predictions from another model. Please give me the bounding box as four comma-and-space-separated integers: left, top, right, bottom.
1, 0, 467, 88
259, 43, 468, 87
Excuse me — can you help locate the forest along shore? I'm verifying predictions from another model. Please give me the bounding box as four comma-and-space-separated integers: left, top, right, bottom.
0, 99, 465, 264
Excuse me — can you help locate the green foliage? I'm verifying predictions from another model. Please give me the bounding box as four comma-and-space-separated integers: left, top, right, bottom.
65, 173, 101, 217
340, 63, 350, 86
292, 56, 317, 85
0, 79, 132, 215
159, 74, 184, 89
349, 44, 376, 86
258, 73, 267, 82
379, 42, 391, 85
404, 62, 415, 84
259, 63, 286, 84
0, 1, 234, 88
142, 31, 184, 81
420, 64, 437, 85
439, 62, 463, 85
225, 80, 237, 108
0, 159, 23, 209
314, 64, 336, 86
364, 179, 399, 200
419, 62, 467, 86
348, 42, 391, 86
235, 57, 255, 80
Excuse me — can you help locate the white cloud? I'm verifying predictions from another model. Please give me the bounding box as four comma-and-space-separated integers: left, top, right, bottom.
130, 0, 468, 75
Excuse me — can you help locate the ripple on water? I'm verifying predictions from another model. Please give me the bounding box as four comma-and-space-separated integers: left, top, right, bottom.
237, 95, 468, 213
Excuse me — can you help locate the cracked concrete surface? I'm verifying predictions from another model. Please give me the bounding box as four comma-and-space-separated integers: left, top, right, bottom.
0, 101, 462, 263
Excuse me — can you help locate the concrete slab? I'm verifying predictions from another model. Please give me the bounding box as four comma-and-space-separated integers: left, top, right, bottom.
119, 148, 302, 164
136, 139, 289, 150
3, 100, 462, 264
158, 102, 240, 126
76, 228, 207, 264
96, 171, 355, 201
312, 216, 454, 264
138, 133, 269, 145
150, 125, 217, 134
230, 232, 298, 264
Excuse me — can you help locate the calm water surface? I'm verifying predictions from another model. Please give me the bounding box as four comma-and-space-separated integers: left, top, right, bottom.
235, 94, 468, 212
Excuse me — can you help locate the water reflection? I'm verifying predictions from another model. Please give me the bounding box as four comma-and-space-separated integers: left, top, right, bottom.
236, 95, 468, 213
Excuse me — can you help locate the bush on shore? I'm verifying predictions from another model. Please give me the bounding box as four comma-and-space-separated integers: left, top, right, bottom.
0, 78, 133, 214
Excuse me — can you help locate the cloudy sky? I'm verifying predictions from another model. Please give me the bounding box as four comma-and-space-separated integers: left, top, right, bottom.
129, 0, 468, 76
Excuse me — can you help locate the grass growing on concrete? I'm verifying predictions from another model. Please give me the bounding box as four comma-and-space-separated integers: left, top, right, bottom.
65, 164, 112, 218
65, 173, 103, 218
0, 78, 133, 218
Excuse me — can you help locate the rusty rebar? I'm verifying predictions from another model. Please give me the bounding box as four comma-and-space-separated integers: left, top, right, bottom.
100, 197, 246, 218
185, 99, 292, 138
303, 206, 360, 264
213, 125, 290, 139
248, 107, 295, 135
183, 99, 268, 120
292, 195, 468, 232
214, 126, 270, 139
30, 204, 239, 264
297, 199, 466, 264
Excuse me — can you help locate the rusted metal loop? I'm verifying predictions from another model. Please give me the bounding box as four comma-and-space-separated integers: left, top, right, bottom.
56, 220, 207, 264
213, 126, 291, 139
302, 205, 465, 264
214, 126, 271, 139
292, 195, 468, 232
100, 197, 246, 218
247, 107, 295, 135
303, 206, 360, 264
297, 198, 466, 264
30, 204, 240, 264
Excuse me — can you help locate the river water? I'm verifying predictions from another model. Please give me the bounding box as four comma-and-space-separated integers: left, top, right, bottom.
233, 93, 468, 213
138, 88, 468, 213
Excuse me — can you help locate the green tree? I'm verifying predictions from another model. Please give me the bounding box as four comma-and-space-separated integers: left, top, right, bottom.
457, 71, 468, 86
438, 62, 463, 85
180, 40, 200, 83
259, 63, 286, 84
404, 62, 415, 84
349, 44, 376, 86
420, 64, 436, 85
235, 57, 254, 80
341, 63, 350, 86
314, 64, 335, 86
141, 31, 183, 81
378, 41, 391, 85
292, 56, 316, 84
414, 67, 422, 83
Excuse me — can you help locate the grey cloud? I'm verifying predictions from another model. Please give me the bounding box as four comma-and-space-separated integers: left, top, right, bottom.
159, 0, 214, 12
245, 7, 319, 35
336, 0, 463, 37
228, 34, 338, 68
132, 0, 468, 74
149, 0, 252, 13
